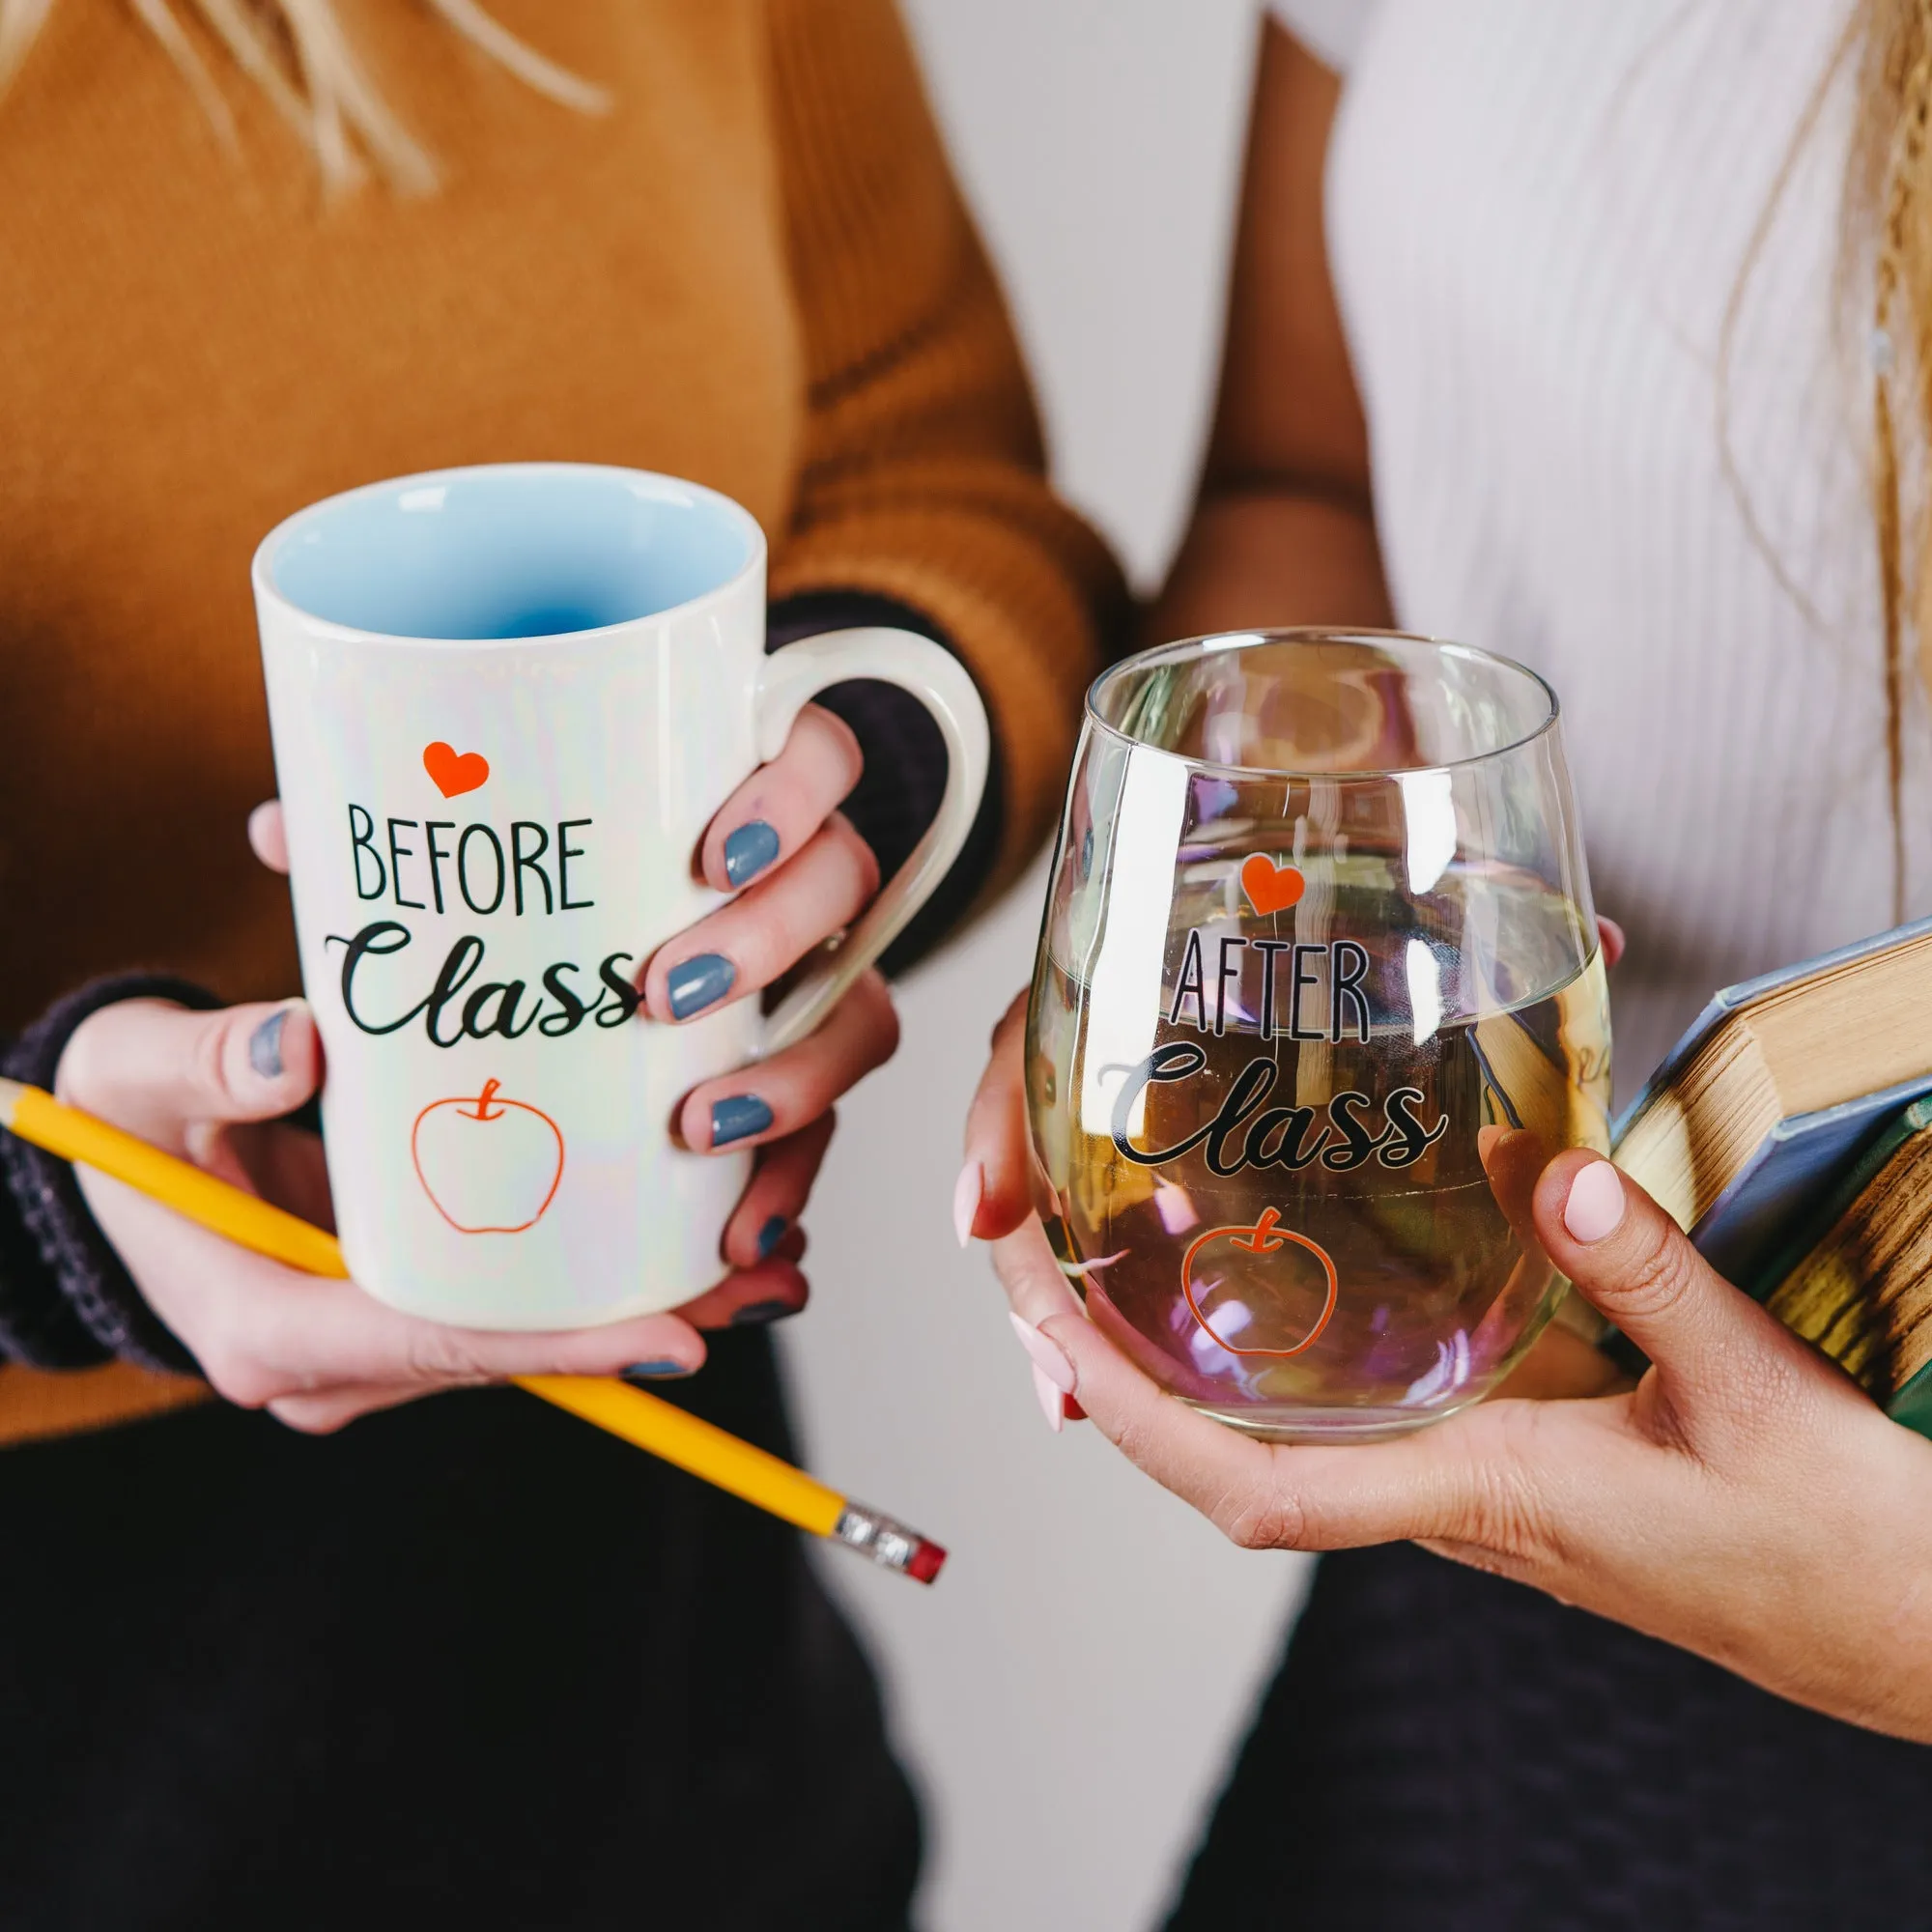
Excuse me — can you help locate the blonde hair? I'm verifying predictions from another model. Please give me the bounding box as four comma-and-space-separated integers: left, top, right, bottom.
1719, 0, 1932, 921
1852, 0, 1932, 918
0, 0, 609, 195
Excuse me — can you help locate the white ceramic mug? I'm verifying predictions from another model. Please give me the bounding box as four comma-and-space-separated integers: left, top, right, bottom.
253, 463, 988, 1329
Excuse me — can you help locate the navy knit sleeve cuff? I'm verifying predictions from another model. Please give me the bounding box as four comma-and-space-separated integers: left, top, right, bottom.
767, 590, 1006, 979
0, 975, 220, 1374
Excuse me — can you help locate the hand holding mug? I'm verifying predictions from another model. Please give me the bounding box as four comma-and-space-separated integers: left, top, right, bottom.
53, 700, 893, 1435
248, 685, 908, 1282
54, 992, 809, 1433
53, 461, 988, 1423
255, 465, 988, 1329
635, 700, 899, 1166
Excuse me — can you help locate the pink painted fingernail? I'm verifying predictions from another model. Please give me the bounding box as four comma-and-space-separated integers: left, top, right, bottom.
952, 1160, 983, 1248
1563, 1160, 1625, 1243
1032, 1362, 1065, 1433
1009, 1311, 1076, 1394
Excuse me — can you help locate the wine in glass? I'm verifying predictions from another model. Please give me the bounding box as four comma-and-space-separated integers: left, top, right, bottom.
1026, 630, 1609, 1440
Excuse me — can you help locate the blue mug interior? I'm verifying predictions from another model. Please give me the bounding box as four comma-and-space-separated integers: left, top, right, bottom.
268, 467, 754, 640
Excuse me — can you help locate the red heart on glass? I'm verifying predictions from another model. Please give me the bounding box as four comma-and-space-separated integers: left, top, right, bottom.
1240, 853, 1305, 916
423, 741, 490, 798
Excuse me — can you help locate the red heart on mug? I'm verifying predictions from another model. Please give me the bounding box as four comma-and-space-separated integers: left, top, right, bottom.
1240, 853, 1306, 917
423, 741, 490, 798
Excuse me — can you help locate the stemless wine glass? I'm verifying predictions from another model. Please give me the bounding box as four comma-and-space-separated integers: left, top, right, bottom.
1025, 630, 1611, 1440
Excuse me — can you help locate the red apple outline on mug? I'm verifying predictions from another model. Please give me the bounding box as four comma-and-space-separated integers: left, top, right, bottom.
412, 1077, 564, 1235
1180, 1207, 1338, 1357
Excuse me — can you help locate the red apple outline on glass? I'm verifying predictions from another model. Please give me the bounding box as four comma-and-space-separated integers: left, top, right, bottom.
411, 1077, 565, 1235
1180, 1208, 1339, 1357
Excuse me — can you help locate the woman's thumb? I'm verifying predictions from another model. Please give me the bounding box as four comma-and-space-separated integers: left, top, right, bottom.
58, 998, 320, 1146
1532, 1150, 1770, 1386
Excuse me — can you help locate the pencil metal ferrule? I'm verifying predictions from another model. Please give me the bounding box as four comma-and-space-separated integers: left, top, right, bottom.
832, 1502, 947, 1584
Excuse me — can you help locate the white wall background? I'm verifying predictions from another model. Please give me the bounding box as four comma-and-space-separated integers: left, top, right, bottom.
778, 7, 1319, 1928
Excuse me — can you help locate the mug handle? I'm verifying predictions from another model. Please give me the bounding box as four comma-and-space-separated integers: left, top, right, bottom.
752, 627, 991, 1057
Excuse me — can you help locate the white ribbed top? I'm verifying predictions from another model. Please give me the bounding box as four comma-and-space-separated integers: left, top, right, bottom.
1267, 0, 1932, 1097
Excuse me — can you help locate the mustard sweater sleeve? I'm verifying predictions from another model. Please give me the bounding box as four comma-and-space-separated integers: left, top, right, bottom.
763, 0, 1131, 903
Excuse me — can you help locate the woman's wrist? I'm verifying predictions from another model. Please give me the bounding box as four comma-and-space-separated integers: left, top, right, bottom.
0, 974, 220, 1373
1782, 1417, 1932, 1743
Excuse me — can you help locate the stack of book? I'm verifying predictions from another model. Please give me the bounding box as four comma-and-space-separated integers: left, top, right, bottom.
1608, 919, 1932, 1435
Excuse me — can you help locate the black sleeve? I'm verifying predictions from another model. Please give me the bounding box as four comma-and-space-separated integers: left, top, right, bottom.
0, 976, 216, 1375
766, 590, 1006, 979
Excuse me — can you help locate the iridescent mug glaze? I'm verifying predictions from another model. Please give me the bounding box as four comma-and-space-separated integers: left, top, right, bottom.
256, 464, 987, 1328
1026, 630, 1610, 1440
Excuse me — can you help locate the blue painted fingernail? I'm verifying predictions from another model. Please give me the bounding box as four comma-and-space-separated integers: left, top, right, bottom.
249, 1009, 289, 1079
724, 820, 781, 890
756, 1214, 788, 1259
711, 1094, 775, 1147
668, 952, 736, 1020
622, 1360, 694, 1380
730, 1298, 798, 1327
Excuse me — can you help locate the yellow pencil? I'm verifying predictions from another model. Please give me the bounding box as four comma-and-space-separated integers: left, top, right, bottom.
0, 1074, 946, 1584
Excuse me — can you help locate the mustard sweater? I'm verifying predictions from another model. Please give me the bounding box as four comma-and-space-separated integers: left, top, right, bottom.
0, 0, 1126, 1439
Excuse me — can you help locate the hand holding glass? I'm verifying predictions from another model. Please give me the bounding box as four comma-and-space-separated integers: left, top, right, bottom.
1025, 630, 1610, 1440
